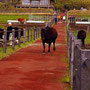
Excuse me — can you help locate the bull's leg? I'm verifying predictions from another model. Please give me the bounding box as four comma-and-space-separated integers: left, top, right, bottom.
53, 41, 55, 51
43, 42, 45, 54
48, 43, 51, 53
82, 39, 85, 47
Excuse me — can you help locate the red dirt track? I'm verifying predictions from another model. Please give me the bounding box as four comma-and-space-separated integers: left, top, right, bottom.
0, 22, 68, 90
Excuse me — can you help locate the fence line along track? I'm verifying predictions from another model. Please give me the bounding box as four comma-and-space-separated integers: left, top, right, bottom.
0, 27, 41, 53
0, 17, 55, 53
67, 12, 90, 90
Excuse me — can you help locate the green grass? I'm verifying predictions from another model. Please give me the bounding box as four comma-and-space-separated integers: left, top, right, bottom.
61, 74, 72, 90
0, 14, 28, 24
85, 32, 90, 44
0, 13, 53, 24
0, 27, 41, 59
61, 74, 70, 83
0, 37, 40, 60
58, 71, 72, 90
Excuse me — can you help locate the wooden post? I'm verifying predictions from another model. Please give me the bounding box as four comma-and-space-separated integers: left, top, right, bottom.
18, 28, 21, 47
3, 29, 7, 53
39, 28, 41, 37
34, 27, 36, 40
38, 27, 39, 38
27, 28, 29, 42
70, 37, 75, 85
31, 28, 32, 41
23, 28, 26, 43
87, 26, 90, 33
12, 29, 15, 49
36, 27, 37, 39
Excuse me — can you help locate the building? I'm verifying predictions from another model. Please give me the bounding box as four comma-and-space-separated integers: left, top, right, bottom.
0, 0, 54, 8
16, 0, 54, 8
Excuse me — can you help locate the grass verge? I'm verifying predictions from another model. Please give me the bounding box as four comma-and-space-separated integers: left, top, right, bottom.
61, 74, 72, 90
0, 38, 40, 60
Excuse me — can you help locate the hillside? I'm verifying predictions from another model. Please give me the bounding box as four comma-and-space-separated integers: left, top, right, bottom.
68, 10, 90, 17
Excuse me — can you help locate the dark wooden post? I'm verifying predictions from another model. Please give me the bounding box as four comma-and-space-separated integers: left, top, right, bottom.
39, 28, 41, 37
34, 27, 36, 40
27, 28, 29, 42
31, 28, 33, 41
18, 28, 21, 47
12, 29, 15, 49
38, 27, 39, 38
23, 28, 26, 43
36, 27, 37, 39
3, 29, 7, 53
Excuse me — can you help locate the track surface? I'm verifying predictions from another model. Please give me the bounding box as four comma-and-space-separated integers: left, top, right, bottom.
0, 22, 68, 90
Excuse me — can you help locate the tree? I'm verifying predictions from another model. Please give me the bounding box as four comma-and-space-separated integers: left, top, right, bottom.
54, 0, 90, 11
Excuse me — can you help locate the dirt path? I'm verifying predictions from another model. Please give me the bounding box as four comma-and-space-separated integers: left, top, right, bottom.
0, 22, 68, 90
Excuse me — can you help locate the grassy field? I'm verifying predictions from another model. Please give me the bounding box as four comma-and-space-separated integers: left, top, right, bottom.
0, 14, 28, 24
0, 13, 53, 27
0, 14, 29, 29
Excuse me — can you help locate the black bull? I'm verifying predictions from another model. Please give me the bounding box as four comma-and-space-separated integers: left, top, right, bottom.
77, 30, 86, 47
41, 26, 58, 53
0, 26, 23, 40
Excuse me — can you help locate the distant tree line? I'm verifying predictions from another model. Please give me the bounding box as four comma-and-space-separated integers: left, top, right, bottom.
0, 0, 20, 10
0, 0, 90, 11
54, 0, 90, 11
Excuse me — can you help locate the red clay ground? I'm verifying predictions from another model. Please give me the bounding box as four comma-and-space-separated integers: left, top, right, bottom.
0, 22, 68, 90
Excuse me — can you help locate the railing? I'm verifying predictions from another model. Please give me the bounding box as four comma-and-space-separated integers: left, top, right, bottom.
29, 14, 56, 22
0, 27, 41, 53
67, 12, 90, 90
68, 15, 90, 32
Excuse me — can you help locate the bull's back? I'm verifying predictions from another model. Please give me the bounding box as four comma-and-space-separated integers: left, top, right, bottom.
45, 27, 57, 43
46, 27, 57, 38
